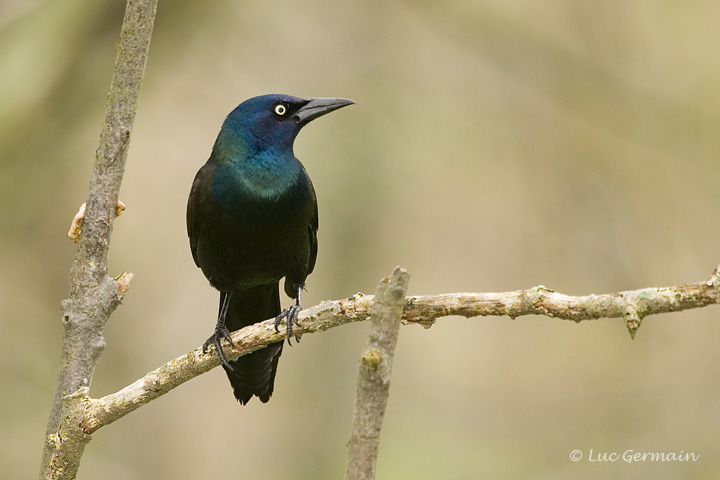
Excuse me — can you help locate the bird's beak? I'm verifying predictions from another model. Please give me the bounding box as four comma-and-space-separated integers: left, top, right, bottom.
294, 97, 355, 124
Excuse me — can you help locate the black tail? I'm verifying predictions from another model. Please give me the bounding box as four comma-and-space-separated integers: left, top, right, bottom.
221, 284, 282, 404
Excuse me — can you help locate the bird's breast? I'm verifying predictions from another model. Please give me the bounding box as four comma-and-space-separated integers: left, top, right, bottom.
211, 155, 312, 224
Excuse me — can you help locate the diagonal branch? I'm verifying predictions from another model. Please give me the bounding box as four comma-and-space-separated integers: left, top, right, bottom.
49, 265, 720, 445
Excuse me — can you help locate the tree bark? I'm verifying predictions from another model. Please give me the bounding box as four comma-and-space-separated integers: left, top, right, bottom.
345, 267, 409, 480
39, 0, 158, 478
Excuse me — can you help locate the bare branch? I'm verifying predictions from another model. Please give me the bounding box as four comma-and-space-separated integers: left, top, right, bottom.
75, 293, 380, 435
44, 265, 720, 448
40, 0, 158, 478
403, 265, 720, 338
345, 267, 409, 480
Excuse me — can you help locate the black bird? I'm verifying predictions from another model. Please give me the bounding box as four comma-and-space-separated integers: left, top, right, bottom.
187, 94, 354, 404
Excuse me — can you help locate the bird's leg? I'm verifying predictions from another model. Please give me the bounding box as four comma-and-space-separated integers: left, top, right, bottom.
203, 291, 236, 370
275, 287, 303, 346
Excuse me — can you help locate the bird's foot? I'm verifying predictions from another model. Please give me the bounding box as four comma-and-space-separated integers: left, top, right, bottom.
275, 304, 302, 345
203, 325, 236, 371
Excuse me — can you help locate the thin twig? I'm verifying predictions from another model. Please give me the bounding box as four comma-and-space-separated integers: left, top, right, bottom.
345, 267, 409, 480
403, 264, 720, 338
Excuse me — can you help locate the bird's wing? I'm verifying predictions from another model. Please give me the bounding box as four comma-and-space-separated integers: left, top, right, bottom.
306, 186, 319, 276
186, 166, 206, 267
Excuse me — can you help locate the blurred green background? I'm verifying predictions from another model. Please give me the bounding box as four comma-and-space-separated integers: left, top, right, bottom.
3, 0, 720, 478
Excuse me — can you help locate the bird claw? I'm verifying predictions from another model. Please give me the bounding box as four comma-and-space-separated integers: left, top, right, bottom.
275, 304, 302, 345
203, 325, 236, 371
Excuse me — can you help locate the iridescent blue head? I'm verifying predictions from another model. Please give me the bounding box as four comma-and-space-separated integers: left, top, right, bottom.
214, 94, 355, 161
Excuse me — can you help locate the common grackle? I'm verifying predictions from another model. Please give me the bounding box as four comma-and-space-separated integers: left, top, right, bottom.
187, 94, 354, 404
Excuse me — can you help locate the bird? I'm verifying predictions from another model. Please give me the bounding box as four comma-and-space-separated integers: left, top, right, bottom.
187, 94, 354, 404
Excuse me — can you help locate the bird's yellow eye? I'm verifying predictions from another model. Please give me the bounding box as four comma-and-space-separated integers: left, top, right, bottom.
274, 104, 287, 116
